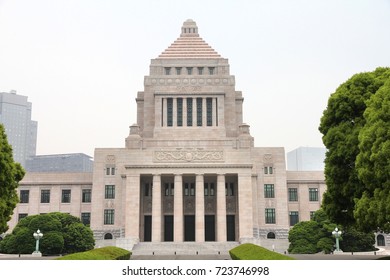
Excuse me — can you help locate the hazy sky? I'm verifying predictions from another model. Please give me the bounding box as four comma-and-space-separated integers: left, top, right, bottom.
1, 0, 389, 157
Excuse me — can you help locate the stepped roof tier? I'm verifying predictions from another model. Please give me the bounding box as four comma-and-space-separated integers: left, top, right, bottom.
158, 19, 222, 59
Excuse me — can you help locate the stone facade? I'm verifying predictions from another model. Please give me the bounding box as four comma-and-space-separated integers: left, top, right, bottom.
6, 20, 389, 251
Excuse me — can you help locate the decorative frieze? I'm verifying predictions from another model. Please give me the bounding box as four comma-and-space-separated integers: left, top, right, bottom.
154, 149, 224, 163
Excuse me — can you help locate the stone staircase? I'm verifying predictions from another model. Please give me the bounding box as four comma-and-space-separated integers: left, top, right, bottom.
131, 242, 239, 258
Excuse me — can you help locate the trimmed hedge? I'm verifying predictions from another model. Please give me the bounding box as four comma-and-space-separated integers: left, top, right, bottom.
229, 243, 294, 260
56, 246, 131, 260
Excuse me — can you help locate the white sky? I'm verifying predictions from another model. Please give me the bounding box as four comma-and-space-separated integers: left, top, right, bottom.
1, 0, 389, 158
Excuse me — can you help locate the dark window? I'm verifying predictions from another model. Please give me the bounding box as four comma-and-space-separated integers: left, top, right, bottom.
41, 190, 50, 203
106, 167, 115, 175
184, 183, 195, 196
104, 209, 115, 225
198, 67, 204, 75
265, 208, 276, 224
310, 211, 316, 220
267, 232, 276, 239
208, 67, 215, 75
18, 213, 28, 221
164, 67, 171, 75
104, 233, 113, 239
225, 182, 234, 196
177, 98, 183, 127
20, 190, 29, 203
288, 188, 298, 202
264, 184, 275, 198
144, 183, 152, 197
105, 185, 115, 199
164, 183, 174, 196
196, 98, 202, 126
187, 67, 193, 75
264, 166, 273, 174
175, 67, 182, 75
204, 183, 215, 196
309, 188, 319, 201
81, 212, 91, 225
289, 211, 299, 226
187, 98, 193, 126
206, 98, 212, 126
167, 98, 173, 127
61, 189, 71, 203
82, 189, 92, 203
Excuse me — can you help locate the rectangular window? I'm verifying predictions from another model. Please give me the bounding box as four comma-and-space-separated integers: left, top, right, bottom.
164, 67, 171, 75
264, 184, 275, 198
288, 188, 298, 202
175, 67, 182, 75
225, 182, 234, 196
310, 211, 316, 220
40, 189, 50, 203
309, 188, 319, 201
18, 213, 28, 221
20, 190, 29, 203
144, 183, 151, 197
105, 185, 115, 199
184, 183, 195, 196
187, 98, 193, 126
164, 183, 174, 196
265, 208, 276, 224
82, 189, 92, 203
106, 167, 115, 175
204, 183, 215, 196
289, 211, 299, 226
196, 98, 202, 126
187, 67, 193, 75
264, 166, 273, 174
104, 209, 115, 225
81, 212, 91, 225
206, 98, 212, 126
208, 67, 215, 75
61, 189, 71, 203
198, 67, 204, 75
177, 98, 183, 127
167, 98, 173, 127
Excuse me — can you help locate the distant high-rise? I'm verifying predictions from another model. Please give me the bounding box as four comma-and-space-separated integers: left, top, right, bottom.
0, 90, 37, 167
287, 147, 326, 171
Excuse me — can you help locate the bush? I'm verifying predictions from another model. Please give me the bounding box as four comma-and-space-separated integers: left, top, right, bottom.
229, 243, 294, 260
57, 246, 131, 260
41, 232, 64, 255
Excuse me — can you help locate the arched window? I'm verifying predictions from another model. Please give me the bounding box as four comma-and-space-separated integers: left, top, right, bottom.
377, 234, 385, 246
104, 233, 113, 240
267, 232, 276, 239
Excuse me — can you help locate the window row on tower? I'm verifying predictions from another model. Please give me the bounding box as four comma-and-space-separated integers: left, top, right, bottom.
164, 66, 215, 76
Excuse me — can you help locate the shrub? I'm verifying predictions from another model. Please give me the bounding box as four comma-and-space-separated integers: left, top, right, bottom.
57, 246, 131, 260
229, 243, 294, 260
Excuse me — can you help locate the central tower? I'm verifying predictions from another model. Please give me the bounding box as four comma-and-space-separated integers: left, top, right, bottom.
128, 19, 249, 146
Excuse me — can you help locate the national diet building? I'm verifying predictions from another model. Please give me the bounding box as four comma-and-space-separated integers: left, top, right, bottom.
10, 20, 331, 252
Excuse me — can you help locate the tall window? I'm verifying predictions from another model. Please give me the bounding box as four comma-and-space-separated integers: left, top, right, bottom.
265, 208, 276, 224
144, 183, 152, 197
105, 185, 115, 199
310, 211, 316, 220
208, 67, 215, 75
20, 190, 29, 203
81, 212, 91, 225
309, 188, 319, 201
264, 184, 275, 198
289, 211, 299, 226
196, 98, 202, 126
264, 166, 273, 175
167, 98, 173, 127
225, 182, 234, 196
175, 67, 182, 75
104, 209, 115, 225
184, 183, 195, 196
41, 190, 50, 203
204, 183, 215, 196
164, 183, 174, 196
177, 98, 183, 127
82, 189, 92, 203
198, 67, 204, 75
187, 98, 193, 126
61, 189, 71, 203
18, 213, 28, 221
288, 188, 298, 202
186, 67, 193, 75
206, 98, 212, 126
164, 67, 171, 75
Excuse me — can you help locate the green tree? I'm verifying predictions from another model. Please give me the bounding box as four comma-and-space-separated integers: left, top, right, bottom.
0, 124, 25, 233
0, 212, 94, 255
319, 67, 390, 226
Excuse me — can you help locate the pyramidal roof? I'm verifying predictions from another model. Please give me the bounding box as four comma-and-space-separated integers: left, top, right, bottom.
158, 19, 222, 59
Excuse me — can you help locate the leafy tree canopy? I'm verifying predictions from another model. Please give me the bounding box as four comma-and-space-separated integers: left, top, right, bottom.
0, 124, 25, 233
319, 67, 390, 229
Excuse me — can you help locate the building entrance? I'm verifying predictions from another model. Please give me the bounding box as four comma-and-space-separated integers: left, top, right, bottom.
164, 215, 174, 241
184, 215, 195, 241
205, 215, 215, 241
227, 215, 236, 241
144, 215, 152, 242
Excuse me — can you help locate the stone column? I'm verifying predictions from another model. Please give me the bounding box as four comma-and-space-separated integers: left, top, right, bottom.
212, 97, 217, 126
174, 174, 183, 241
216, 174, 227, 242
202, 97, 207, 127
162, 98, 167, 127
238, 173, 253, 241
192, 97, 196, 127
173, 97, 177, 127
152, 174, 162, 242
125, 174, 140, 239
155, 96, 162, 127
195, 174, 205, 242
183, 97, 187, 127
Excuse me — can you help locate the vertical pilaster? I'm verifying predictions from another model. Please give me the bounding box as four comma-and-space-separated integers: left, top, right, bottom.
162, 98, 167, 127
173, 97, 177, 127
174, 174, 183, 242
152, 174, 162, 242
192, 97, 196, 127
202, 97, 207, 127
212, 97, 217, 126
216, 174, 227, 241
155, 96, 162, 127
195, 174, 205, 242
125, 174, 140, 239
183, 97, 187, 127
238, 173, 253, 240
